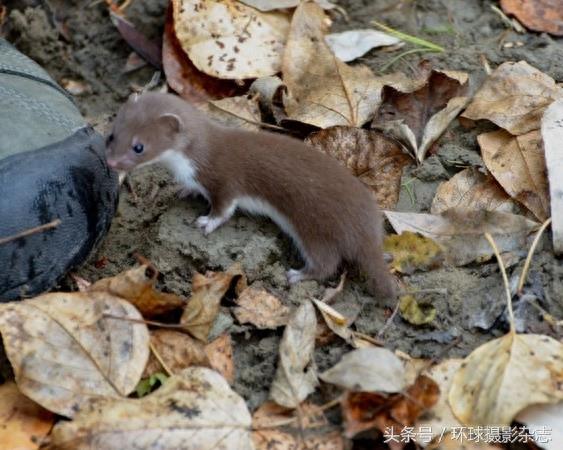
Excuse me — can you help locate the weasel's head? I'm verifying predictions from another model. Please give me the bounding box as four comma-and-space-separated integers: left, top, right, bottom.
106, 93, 187, 171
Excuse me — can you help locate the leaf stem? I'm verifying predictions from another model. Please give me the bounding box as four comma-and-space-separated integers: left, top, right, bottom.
517, 218, 551, 294
484, 233, 515, 333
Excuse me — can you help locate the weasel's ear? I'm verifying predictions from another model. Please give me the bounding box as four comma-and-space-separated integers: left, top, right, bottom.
158, 113, 182, 133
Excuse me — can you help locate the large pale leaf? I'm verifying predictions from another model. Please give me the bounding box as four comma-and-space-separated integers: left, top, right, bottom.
306, 127, 411, 209
463, 61, 563, 135
0, 382, 54, 450
431, 167, 517, 215
478, 129, 549, 221
384, 209, 539, 266
0, 292, 149, 417
541, 98, 563, 253
449, 333, 563, 426
320, 347, 406, 393
172, 0, 290, 79
270, 300, 318, 408
282, 2, 383, 128
50, 367, 254, 449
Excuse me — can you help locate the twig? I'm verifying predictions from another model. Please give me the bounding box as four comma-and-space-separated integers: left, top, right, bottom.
208, 101, 287, 131
371, 20, 445, 52
379, 48, 435, 73
0, 219, 61, 246
517, 218, 551, 294
103, 314, 196, 336
353, 331, 384, 346
484, 233, 515, 333
377, 299, 402, 338
149, 341, 173, 376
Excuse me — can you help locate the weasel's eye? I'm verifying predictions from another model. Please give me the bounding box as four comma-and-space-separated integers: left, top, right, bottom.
132, 143, 144, 154
106, 133, 114, 145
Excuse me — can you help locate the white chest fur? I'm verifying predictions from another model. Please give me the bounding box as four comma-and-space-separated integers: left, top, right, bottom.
158, 150, 209, 199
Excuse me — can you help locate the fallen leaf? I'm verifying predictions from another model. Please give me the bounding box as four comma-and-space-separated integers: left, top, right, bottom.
341, 375, 439, 439
383, 231, 444, 274
478, 129, 549, 221
501, 0, 563, 36
431, 167, 517, 215
384, 209, 538, 266
172, 0, 290, 79
399, 295, 437, 325
123, 51, 147, 73
89, 264, 185, 318
50, 367, 254, 449
541, 98, 563, 253
239, 0, 337, 12
233, 286, 291, 329
181, 270, 239, 342
449, 333, 563, 425
205, 334, 235, 383
373, 68, 470, 162
253, 401, 327, 429
0, 381, 54, 450
312, 298, 361, 347
0, 292, 149, 417
144, 329, 210, 377
462, 61, 563, 135
249, 75, 286, 110
270, 300, 318, 408
415, 359, 465, 446
253, 429, 344, 450
282, 2, 383, 128
110, 12, 162, 69
198, 95, 262, 130
517, 402, 563, 450
325, 29, 402, 62
320, 347, 406, 393
162, 6, 242, 103
306, 127, 411, 209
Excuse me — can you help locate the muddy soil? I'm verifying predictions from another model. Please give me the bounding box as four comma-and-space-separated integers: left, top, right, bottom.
5, 0, 562, 415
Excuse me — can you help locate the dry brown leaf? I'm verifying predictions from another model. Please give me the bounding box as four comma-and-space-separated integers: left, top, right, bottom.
172, 0, 290, 79
233, 286, 291, 329
50, 367, 253, 449
462, 61, 563, 135
306, 127, 411, 209
198, 95, 262, 131
204, 333, 235, 383
415, 359, 465, 446
501, 0, 563, 36
180, 270, 239, 342
384, 209, 539, 266
88, 264, 185, 318
162, 6, 242, 103
431, 167, 517, 215
0, 292, 149, 417
253, 429, 344, 450
320, 347, 406, 393
144, 329, 210, 377
282, 2, 383, 128
0, 381, 54, 450
478, 129, 549, 221
341, 375, 439, 440
252, 401, 327, 429
541, 98, 563, 253
373, 68, 469, 162
270, 300, 318, 408
449, 333, 563, 426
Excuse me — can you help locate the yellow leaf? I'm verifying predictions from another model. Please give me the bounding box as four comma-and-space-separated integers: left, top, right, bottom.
384, 231, 444, 274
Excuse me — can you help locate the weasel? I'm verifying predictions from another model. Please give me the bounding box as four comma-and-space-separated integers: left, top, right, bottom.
106, 92, 397, 299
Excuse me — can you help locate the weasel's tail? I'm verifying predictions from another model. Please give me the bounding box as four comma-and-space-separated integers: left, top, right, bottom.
357, 238, 397, 300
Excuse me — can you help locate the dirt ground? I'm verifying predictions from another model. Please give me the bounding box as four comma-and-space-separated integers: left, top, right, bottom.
5, 0, 563, 414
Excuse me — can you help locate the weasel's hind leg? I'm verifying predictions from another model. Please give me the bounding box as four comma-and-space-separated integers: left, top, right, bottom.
357, 240, 397, 299
287, 246, 340, 285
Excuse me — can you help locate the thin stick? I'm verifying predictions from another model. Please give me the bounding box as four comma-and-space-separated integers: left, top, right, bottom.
353, 331, 384, 346
484, 233, 515, 333
149, 341, 173, 376
377, 299, 401, 338
207, 101, 287, 131
371, 21, 445, 52
517, 218, 552, 294
104, 314, 195, 335
0, 219, 61, 246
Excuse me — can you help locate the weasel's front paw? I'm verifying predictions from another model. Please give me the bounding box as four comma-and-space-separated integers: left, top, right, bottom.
195, 215, 222, 235
287, 269, 307, 285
